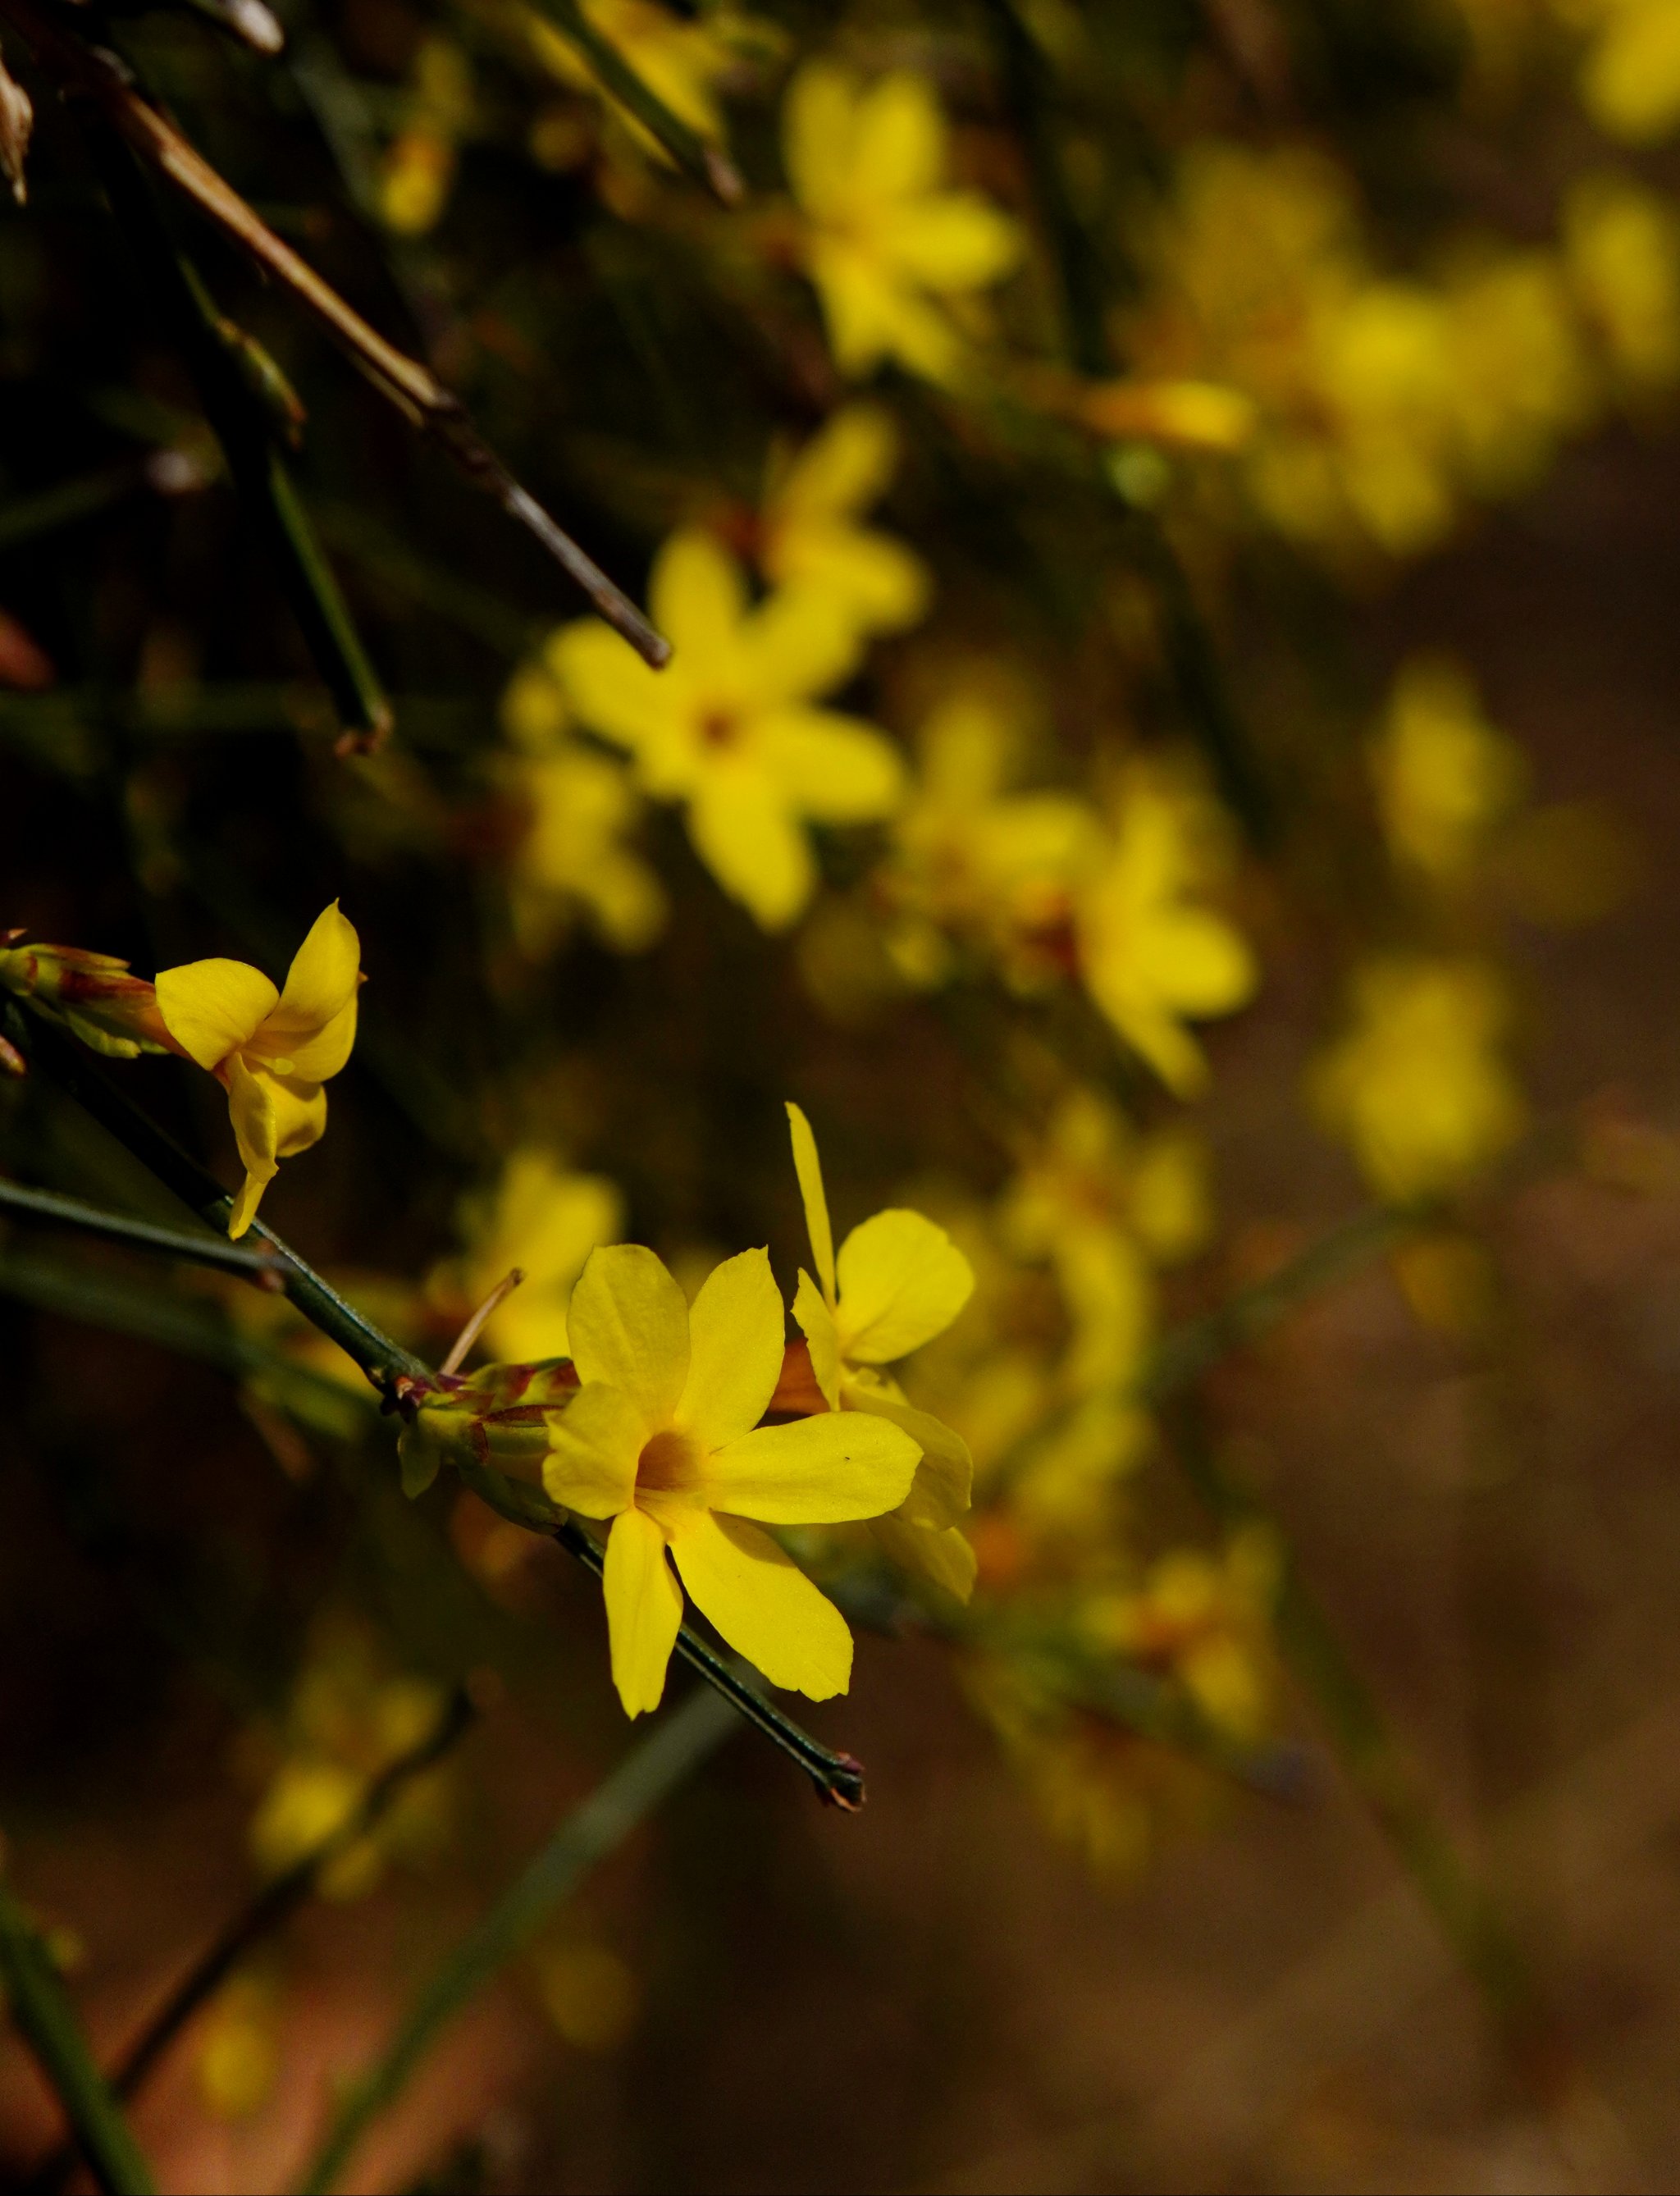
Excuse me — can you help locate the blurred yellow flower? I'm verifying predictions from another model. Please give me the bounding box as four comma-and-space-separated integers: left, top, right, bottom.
783, 61, 1022, 383
1561, 0, 1680, 141
877, 675, 1101, 989
1563, 169, 1680, 388
525, 0, 742, 158
543, 1243, 919, 1711
786, 1102, 976, 1596
553, 528, 904, 929
760, 404, 931, 637
1370, 654, 1527, 879
1000, 1088, 1211, 1393
377, 37, 473, 235
156, 903, 362, 1238
508, 745, 668, 956
1310, 957, 1527, 1201
1084, 1527, 1281, 1743
445, 1148, 623, 1365
194, 1975, 281, 2121
1075, 770, 1257, 1097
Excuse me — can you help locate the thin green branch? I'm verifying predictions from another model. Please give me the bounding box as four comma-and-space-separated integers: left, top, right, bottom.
0, 1879, 156, 2196
528, 0, 743, 204
299, 1684, 739, 2194
25, 1692, 477, 2196
0, 999, 430, 1394
0, 1176, 285, 1279
89, 128, 394, 751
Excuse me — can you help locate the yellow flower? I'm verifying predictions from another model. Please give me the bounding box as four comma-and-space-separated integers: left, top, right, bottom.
543, 1242, 920, 1713
445, 1147, 623, 1366
783, 61, 1021, 385
1370, 654, 1527, 879
526, 0, 741, 157
759, 404, 931, 637
1563, 0, 1680, 141
1075, 769, 1257, 1097
1563, 169, 1680, 389
878, 676, 1102, 989
552, 529, 904, 929
786, 1103, 976, 1598
155, 904, 362, 1239
508, 744, 668, 956
194, 1975, 281, 2122
377, 38, 473, 235
1309, 957, 1527, 1201
1084, 1527, 1281, 1743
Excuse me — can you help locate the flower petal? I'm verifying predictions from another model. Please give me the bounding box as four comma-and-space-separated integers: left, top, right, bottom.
760, 709, 906, 823
835, 1208, 975, 1363
268, 1075, 327, 1159
154, 958, 278, 1071
651, 529, 748, 659
541, 1379, 643, 1518
224, 1052, 278, 1240
792, 1271, 841, 1408
267, 903, 361, 1052
840, 1375, 971, 1523
852, 71, 943, 203
785, 1102, 836, 1302
685, 768, 814, 931
870, 1514, 976, 1601
603, 1507, 683, 1716
565, 1245, 690, 1430
883, 194, 1022, 290
550, 622, 674, 755
702, 1409, 917, 1523
783, 61, 857, 221
739, 591, 861, 709
773, 404, 897, 523
676, 1247, 786, 1447
667, 1509, 852, 1697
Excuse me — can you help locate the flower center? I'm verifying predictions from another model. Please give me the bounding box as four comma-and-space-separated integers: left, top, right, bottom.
698, 708, 739, 750
637, 1427, 701, 1495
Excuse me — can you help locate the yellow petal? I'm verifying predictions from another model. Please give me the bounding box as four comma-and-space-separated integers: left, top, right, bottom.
1149, 910, 1258, 1015
651, 529, 747, 659
702, 1410, 917, 1523
226, 1052, 279, 1179
550, 622, 673, 756
228, 1169, 269, 1241
770, 529, 931, 636
266, 903, 361, 1057
835, 1208, 975, 1363
667, 1509, 852, 1698
541, 1380, 643, 1518
840, 1375, 971, 1523
883, 194, 1021, 290
783, 61, 857, 221
565, 1244, 690, 1430
603, 1507, 683, 1717
685, 768, 814, 930
774, 404, 897, 523
268, 1075, 327, 1159
154, 959, 278, 1071
869, 1514, 977, 1602
785, 1102, 836, 1302
792, 1271, 841, 1408
760, 710, 906, 822
851, 71, 943, 203
676, 1247, 786, 1447
739, 591, 861, 710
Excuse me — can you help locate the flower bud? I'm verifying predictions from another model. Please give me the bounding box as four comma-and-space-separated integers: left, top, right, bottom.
0, 938, 174, 1059
396, 1358, 579, 1499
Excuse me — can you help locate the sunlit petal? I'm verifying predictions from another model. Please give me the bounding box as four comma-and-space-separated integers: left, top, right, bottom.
702, 1410, 917, 1523
541, 1380, 643, 1518
668, 1509, 852, 1698
603, 1506, 684, 1716
835, 1208, 975, 1363
785, 1103, 836, 1303
566, 1245, 690, 1429
676, 1247, 786, 1447
155, 959, 278, 1071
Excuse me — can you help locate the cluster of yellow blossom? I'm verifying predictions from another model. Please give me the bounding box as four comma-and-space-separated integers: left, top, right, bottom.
377, 36, 474, 236
2, 903, 363, 1238
1124, 140, 1680, 560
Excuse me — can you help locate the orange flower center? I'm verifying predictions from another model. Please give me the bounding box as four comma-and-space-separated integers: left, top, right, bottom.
637, 1427, 701, 1495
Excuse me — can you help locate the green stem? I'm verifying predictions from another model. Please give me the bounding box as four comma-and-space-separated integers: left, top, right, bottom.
0, 1176, 285, 1279
0, 1880, 156, 2196
299, 1685, 738, 2194
530, 0, 742, 204
1, 1000, 429, 1393
90, 130, 393, 750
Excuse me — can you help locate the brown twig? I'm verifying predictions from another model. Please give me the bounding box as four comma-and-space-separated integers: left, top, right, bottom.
0, 0, 669, 665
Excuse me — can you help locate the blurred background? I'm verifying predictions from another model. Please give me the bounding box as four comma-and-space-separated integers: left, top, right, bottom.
3, 0, 1680, 2187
